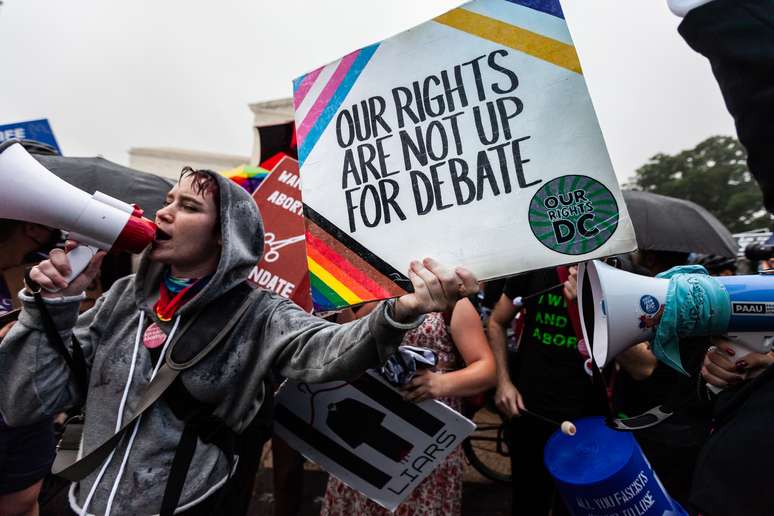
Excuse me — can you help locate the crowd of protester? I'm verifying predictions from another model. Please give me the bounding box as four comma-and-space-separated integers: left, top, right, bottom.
1, 0, 773, 514
1, 194, 769, 516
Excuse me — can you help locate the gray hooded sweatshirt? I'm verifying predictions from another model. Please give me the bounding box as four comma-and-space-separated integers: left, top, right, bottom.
0, 174, 414, 515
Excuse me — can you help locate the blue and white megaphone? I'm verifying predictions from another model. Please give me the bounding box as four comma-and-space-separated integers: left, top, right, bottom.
578, 260, 774, 389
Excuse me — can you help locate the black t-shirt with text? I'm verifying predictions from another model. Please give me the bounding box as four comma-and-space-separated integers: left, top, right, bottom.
503, 268, 596, 419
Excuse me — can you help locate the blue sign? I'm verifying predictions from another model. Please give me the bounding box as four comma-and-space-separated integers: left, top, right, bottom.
0, 119, 61, 154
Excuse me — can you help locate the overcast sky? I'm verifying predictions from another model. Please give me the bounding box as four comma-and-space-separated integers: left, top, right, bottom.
0, 0, 735, 182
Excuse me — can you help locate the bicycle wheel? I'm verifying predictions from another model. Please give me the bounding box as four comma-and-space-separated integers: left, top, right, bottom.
463, 406, 512, 484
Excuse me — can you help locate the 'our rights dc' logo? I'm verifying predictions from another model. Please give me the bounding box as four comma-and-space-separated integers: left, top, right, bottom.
528, 175, 619, 255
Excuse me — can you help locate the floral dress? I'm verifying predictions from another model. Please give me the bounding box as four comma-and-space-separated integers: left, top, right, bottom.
320, 312, 465, 516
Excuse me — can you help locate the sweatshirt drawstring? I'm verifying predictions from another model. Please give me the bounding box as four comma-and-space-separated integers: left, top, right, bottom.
79, 311, 144, 516
79, 312, 180, 516
104, 314, 179, 516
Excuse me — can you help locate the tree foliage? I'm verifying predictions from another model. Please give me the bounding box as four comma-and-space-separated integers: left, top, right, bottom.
627, 136, 771, 233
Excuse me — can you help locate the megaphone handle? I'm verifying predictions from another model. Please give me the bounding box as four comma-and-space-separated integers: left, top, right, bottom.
706, 339, 756, 395
63, 245, 100, 284
707, 382, 726, 395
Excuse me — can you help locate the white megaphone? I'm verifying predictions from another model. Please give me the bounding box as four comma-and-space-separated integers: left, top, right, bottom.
0, 140, 156, 286
577, 260, 670, 368
578, 260, 774, 389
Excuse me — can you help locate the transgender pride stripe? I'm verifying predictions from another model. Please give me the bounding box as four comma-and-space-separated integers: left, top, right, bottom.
294, 43, 380, 165
292, 67, 322, 110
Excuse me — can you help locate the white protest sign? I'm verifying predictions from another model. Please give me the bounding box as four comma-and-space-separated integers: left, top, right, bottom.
273, 371, 475, 511
295, 0, 637, 311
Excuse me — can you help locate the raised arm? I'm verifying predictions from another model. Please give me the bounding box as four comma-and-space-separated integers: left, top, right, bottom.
267, 258, 479, 384
0, 248, 106, 426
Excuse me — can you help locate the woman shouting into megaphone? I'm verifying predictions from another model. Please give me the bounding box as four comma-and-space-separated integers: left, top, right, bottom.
0, 167, 478, 516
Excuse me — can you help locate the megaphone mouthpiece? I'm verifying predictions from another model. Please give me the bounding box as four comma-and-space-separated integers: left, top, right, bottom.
112, 215, 156, 254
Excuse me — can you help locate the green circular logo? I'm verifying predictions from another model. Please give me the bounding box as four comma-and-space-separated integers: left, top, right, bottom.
528, 175, 619, 255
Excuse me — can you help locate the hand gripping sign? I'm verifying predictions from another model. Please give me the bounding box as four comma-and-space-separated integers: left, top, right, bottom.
274, 372, 475, 512
294, 0, 637, 311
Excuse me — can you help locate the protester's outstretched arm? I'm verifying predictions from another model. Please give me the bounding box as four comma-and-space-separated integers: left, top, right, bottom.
486, 294, 525, 417
269, 258, 478, 384
403, 298, 496, 402
0, 248, 106, 426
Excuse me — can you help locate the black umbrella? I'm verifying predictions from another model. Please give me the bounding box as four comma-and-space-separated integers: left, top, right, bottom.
623, 190, 737, 257
33, 154, 175, 218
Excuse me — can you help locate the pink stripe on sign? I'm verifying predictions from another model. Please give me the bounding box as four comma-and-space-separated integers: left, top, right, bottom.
293, 67, 323, 110
296, 49, 360, 146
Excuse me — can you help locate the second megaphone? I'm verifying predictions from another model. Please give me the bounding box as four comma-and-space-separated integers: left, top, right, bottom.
0, 140, 156, 284
578, 260, 774, 375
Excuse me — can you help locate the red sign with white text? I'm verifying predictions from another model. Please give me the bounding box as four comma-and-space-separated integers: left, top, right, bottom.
248, 156, 312, 311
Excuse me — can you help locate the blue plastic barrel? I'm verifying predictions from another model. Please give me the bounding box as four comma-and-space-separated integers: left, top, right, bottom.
544, 417, 687, 516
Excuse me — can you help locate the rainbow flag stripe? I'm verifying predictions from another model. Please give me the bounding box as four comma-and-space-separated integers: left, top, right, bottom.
434, 0, 581, 75
293, 43, 380, 165
304, 206, 410, 311
222, 164, 271, 194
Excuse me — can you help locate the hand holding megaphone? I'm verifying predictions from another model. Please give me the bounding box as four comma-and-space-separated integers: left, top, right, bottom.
0, 140, 157, 291
702, 339, 774, 389
579, 260, 774, 393
29, 242, 107, 297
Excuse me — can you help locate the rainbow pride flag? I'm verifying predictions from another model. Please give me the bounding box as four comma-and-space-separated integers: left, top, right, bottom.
221, 164, 271, 194
304, 206, 411, 311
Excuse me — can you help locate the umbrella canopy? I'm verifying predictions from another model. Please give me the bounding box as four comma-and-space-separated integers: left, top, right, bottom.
34, 154, 175, 218
623, 190, 737, 257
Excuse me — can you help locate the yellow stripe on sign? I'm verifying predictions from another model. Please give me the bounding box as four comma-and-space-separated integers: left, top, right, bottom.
307, 256, 363, 305
434, 8, 582, 75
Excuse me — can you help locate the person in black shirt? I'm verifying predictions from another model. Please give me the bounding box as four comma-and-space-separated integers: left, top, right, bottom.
487, 266, 601, 516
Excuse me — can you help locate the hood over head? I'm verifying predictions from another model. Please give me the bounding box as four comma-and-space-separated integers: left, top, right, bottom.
134, 172, 264, 316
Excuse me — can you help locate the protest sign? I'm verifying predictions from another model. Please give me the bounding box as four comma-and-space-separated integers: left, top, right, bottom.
274, 371, 475, 511
247, 155, 313, 311
293, 0, 637, 310
0, 119, 61, 154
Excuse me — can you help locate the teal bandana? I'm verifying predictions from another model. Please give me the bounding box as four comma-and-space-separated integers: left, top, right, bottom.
651, 265, 731, 374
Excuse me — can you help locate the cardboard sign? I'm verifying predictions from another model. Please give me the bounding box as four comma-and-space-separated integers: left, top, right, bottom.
247, 156, 313, 311
293, 0, 636, 310
274, 372, 475, 511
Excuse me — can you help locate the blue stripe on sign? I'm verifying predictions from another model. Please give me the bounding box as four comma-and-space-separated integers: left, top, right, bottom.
292, 74, 304, 94
298, 42, 380, 165
504, 0, 564, 19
